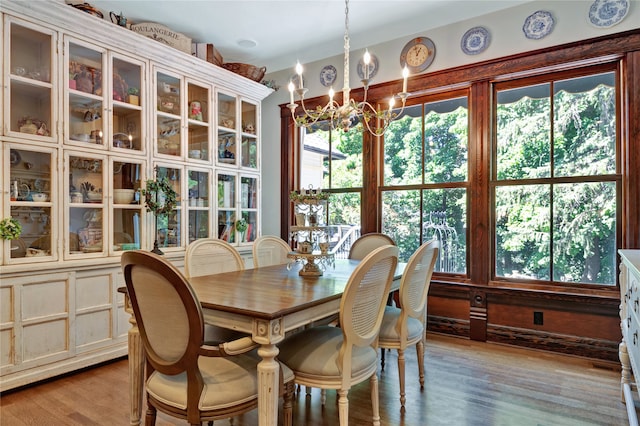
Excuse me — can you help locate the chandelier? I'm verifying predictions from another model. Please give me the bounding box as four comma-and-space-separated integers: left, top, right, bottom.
287, 0, 409, 136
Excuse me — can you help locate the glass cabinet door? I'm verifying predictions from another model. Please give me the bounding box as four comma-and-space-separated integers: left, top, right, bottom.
111, 159, 144, 253
66, 38, 106, 147
153, 165, 182, 249
241, 100, 258, 169
187, 81, 210, 162
6, 18, 56, 141
216, 172, 236, 243
217, 92, 237, 166
239, 175, 258, 244
5, 145, 56, 262
187, 169, 210, 243
111, 53, 145, 153
156, 71, 182, 157
66, 152, 107, 257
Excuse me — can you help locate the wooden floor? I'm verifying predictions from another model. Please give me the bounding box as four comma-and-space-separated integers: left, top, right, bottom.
0, 333, 633, 425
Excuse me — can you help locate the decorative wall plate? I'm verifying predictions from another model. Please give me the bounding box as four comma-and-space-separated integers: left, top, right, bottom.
589, 0, 629, 28
523, 10, 555, 39
357, 53, 379, 80
461, 26, 490, 55
319, 65, 337, 87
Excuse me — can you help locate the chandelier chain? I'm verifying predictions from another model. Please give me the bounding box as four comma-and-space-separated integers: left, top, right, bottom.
343, 0, 350, 95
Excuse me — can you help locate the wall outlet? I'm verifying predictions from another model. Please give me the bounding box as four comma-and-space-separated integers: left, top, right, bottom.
533, 311, 544, 325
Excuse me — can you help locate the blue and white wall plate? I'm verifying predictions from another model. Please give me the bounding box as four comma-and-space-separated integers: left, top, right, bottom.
461, 26, 490, 55
523, 10, 555, 40
589, 0, 629, 28
319, 65, 337, 87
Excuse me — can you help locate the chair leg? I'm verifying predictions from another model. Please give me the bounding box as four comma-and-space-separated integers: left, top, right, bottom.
398, 349, 406, 408
338, 389, 349, 426
380, 347, 386, 370
321, 389, 327, 405
370, 374, 381, 426
145, 405, 157, 426
283, 382, 294, 426
306, 386, 312, 397
417, 339, 425, 389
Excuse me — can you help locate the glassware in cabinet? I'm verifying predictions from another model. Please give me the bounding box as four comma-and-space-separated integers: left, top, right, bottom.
6, 146, 56, 261
153, 165, 182, 249
66, 152, 107, 257
217, 92, 237, 165
111, 159, 144, 253
187, 81, 210, 161
156, 71, 182, 158
240, 100, 258, 169
7, 18, 55, 140
111, 53, 145, 152
187, 169, 210, 243
216, 172, 236, 243
66, 39, 106, 146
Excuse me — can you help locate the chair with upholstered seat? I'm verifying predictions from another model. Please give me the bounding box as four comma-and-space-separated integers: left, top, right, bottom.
348, 232, 395, 260
252, 235, 291, 268
378, 239, 439, 409
184, 238, 246, 344
121, 250, 294, 426
278, 245, 398, 426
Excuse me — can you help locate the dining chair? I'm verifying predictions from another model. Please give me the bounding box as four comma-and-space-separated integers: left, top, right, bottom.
348, 232, 395, 260
378, 239, 439, 409
184, 238, 246, 344
278, 245, 399, 426
252, 235, 291, 268
121, 250, 294, 426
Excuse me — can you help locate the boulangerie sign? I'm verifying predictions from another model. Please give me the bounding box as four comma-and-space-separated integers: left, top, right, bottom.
130, 22, 191, 54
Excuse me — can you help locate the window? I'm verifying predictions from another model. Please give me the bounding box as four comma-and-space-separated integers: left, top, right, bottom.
493, 69, 619, 286
300, 123, 362, 257
381, 96, 469, 269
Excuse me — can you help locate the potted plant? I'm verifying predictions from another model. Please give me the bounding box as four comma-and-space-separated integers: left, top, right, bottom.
235, 217, 248, 242
0, 217, 22, 241
127, 87, 140, 105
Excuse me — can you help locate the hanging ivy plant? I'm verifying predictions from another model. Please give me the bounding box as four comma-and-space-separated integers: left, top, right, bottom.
0, 217, 22, 240
141, 177, 178, 215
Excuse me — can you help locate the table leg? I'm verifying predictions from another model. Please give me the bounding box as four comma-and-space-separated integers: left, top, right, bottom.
257, 343, 280, 426
125, 294, 144, 426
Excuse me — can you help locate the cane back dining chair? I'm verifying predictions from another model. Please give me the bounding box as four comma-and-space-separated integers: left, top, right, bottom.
252, 235, 291, 268
184, 238, 247, 344
378, 239, 439, 408
277, 245, 399, 426
348, 233, 396, 260
121, 250, 294, 426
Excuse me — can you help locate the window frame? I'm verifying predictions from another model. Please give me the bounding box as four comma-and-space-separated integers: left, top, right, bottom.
490, 62, 623, 289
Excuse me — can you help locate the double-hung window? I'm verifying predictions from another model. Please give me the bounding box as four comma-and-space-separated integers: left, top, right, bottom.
381, 93, 469, 269
493, 66, 620, 286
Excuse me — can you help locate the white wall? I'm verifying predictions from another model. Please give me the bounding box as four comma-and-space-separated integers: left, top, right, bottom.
261, 0, 640, 236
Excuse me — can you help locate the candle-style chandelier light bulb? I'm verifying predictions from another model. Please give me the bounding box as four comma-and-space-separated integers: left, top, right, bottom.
287, 0, 409, 136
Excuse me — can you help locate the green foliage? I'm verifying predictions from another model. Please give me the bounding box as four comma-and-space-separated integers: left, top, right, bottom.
0, 217, 22, 240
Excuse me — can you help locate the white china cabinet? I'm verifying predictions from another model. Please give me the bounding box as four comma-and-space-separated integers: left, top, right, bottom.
0, 0, 271, 392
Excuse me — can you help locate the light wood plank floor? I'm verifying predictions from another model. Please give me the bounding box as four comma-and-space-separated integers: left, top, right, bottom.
0, 333, 632, 425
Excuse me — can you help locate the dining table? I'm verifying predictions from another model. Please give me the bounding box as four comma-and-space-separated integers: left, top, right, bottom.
121, 257, 405, 426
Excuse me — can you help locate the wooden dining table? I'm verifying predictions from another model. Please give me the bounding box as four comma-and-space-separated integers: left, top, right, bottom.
122, 258, 405, 426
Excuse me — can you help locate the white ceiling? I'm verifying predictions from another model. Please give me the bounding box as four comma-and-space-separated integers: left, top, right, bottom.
87, 0, 533, 73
